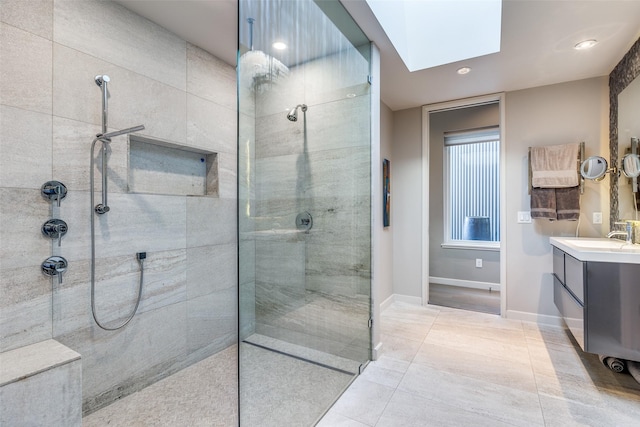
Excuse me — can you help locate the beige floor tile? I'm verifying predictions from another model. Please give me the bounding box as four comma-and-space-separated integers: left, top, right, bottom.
413, 341, 538, 393
376, 390, 521, 427
359, 362, 406, 389
538, 394, 640, 427
433, 307, 523, 332
423, 324, 530, 365
369, 355, 411, 374
522, 321, 575, 348
397, 363, 545, 426
379, 334, 423, 362
380, 314, 435, 342
329, 376, 395, 426
316, 410, 373, 427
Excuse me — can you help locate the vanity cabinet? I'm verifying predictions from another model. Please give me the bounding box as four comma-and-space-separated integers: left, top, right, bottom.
553, 246, 640, 361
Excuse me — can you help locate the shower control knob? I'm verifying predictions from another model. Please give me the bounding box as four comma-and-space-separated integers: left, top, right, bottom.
41, 256, 68, 285
42, 219, 68, 247
295, 211, 313, 233
41, 181, 67, 207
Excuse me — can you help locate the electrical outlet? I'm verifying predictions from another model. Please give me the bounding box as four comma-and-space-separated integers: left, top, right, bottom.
593, 212, 602, 224
475, 258, 483, 268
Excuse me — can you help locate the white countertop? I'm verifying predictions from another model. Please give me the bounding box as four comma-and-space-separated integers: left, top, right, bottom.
550, 237, 640, 264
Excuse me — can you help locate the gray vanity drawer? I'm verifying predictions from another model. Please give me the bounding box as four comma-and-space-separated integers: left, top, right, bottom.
552, 247, 565, 284
564, 254, 584, 304
553, 275, 585, 350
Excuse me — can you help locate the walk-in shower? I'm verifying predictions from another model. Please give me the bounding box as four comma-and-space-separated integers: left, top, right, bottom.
90, 75, 146, 330
238, 0, 372, 425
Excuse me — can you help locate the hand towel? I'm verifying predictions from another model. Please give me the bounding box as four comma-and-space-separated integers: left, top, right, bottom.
556, 186, 580, 221
531, 188, 557, 220
530, 143, 580, 188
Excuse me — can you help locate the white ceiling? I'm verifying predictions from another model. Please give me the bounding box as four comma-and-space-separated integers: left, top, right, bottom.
116, 0, 640, 111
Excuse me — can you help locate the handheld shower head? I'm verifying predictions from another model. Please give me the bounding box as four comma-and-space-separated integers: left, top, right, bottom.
287, 104, 308, 122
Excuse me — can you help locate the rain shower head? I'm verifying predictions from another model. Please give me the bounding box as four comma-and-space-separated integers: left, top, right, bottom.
98, 125, 145, 140
287, 104, 307, 122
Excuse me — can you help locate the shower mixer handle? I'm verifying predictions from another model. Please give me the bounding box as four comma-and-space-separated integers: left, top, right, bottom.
42, 219, 68, 247
41, 256, 68, 285
41, 181, 67, 207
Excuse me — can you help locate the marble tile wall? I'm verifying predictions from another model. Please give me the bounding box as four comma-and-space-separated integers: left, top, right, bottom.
250, 50, 371, 362
0, 0, 237, 415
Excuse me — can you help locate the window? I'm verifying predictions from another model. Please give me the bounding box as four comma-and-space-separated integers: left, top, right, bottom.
444, 127, 500, 245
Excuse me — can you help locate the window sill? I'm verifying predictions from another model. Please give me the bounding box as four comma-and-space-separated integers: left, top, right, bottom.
441, 241, 500, 251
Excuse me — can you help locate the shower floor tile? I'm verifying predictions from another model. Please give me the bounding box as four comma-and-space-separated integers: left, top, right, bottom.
239, 342, 355, 427
82, 346, 238, 427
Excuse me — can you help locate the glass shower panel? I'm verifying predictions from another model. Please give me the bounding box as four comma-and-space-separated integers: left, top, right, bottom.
238, 0, 371, 425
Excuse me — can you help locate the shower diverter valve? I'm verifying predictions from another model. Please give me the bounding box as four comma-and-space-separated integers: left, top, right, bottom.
296, 212, 313, 232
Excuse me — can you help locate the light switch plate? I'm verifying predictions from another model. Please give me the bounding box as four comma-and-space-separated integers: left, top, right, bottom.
517, 211, 532, 223
593, 212, 602, 224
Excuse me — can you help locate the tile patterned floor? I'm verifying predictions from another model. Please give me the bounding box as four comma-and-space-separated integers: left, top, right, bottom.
318, 301, 640, 427
83, 346, 238, 427
83, 301, 640, 426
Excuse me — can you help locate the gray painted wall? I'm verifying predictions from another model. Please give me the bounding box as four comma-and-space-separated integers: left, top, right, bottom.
391, 108, 423, 298
390, 76, 610, 320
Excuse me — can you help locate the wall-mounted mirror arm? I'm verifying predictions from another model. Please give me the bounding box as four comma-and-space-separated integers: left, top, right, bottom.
580, 156, 619, 181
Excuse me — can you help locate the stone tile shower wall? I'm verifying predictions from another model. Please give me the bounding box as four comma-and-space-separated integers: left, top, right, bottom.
0, 0, 237, 414
251, 52, 371, 360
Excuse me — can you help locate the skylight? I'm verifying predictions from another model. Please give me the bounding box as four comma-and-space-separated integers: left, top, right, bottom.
365, 0, 502, 72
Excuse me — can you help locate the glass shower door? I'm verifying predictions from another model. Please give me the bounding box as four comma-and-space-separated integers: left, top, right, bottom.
238, 0, 372, 425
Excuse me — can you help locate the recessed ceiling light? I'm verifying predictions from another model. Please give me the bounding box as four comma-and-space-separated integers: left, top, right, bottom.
346, 93, 357, 98
457, 67, 471, 75
272, 41, 287, 50
574, 39, 598, 50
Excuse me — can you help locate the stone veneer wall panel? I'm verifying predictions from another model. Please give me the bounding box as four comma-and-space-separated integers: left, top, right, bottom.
252, 51, 371, 361
0, 0, 238, 415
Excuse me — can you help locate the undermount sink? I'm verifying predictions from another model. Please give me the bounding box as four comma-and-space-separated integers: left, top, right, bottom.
562, 238, 627, 250
550, 237, 640, 264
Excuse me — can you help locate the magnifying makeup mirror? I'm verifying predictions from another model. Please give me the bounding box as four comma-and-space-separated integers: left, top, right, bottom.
621, 153, 640, 179
580, 156, 610, 180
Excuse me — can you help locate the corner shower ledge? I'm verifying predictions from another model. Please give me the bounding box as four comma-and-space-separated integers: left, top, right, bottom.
0, 339, 81, 386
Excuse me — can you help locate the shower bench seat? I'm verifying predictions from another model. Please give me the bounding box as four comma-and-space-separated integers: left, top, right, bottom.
0, 339, 82, 426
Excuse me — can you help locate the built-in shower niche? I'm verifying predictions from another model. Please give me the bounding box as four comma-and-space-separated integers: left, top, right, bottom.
128, 135, 218, 197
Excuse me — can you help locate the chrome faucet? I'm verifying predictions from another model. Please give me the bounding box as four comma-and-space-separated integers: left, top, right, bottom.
607, 221, 633, 244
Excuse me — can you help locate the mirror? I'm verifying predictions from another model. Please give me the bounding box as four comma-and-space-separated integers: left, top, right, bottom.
580, 156, 609, 180
621, 153, 640, 179
610, 37, 640, 222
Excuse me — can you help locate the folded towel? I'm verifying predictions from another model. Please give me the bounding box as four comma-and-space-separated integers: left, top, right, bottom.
531, 188, 557, 220
556, 186, 580, 221
531, 143, 580, 188
531, 186, 580, 221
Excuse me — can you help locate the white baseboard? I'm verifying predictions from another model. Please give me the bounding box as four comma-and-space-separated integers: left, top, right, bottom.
380, 294, 423, 312
372, 342, 383, 361
392, 294, 423, 306
505, 310, 564, 326
379, 294, 395, 312
429, 276, 501, 292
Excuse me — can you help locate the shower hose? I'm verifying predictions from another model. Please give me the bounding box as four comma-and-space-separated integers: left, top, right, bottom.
90, 137, 145, 330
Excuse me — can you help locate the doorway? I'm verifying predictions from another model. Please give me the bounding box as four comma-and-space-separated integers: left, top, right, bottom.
422, 94, 506, 315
